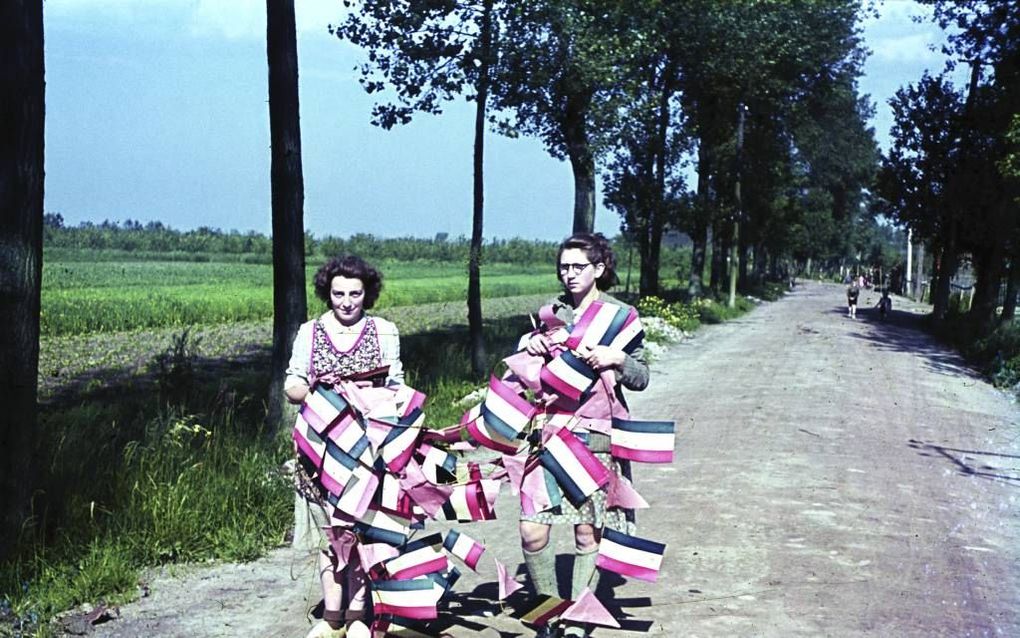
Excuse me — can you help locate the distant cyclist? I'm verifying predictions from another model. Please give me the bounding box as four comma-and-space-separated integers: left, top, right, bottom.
876, 289, 892, 320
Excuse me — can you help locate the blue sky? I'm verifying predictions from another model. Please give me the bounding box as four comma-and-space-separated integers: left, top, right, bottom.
43, 0, 963, 240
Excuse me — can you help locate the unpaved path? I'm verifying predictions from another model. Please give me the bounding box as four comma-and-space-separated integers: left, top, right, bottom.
86, 282, 1020, 637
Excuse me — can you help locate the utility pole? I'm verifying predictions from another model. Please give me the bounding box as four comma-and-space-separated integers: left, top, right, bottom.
729, 103, 746, 309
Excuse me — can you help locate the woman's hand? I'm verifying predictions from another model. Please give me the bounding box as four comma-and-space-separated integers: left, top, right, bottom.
284, 382, 310, 405
525, 333, 553, 356
576, 344, 625, 371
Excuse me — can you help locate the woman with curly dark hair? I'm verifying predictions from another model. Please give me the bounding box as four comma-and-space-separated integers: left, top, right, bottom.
517, 232, 649, 637
284, 254, 402, 638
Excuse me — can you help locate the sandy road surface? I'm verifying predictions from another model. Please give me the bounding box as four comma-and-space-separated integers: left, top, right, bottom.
86, 282, 1019, 637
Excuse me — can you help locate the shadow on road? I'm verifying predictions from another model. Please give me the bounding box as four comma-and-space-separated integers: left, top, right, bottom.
908, 439, 1020, 486
831, 304, 986, 381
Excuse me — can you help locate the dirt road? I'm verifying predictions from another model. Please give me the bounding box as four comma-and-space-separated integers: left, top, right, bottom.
87, 282, 1020, 637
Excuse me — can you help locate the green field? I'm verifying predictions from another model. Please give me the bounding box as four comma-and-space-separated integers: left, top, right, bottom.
41, 258, 561, 336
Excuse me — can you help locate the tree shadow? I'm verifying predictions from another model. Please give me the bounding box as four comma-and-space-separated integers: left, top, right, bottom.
908, 439, 1020, 486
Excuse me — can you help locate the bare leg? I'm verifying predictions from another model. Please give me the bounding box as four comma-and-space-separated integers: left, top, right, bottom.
318, 550, 344, 623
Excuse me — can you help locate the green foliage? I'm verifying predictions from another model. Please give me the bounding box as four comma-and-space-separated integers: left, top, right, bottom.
636, 296, 700, 333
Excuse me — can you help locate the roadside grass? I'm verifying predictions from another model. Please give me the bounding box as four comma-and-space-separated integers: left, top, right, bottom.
932, 313, 1020, 395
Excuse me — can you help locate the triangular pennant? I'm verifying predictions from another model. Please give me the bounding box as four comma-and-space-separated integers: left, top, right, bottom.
560, 587, 620, 627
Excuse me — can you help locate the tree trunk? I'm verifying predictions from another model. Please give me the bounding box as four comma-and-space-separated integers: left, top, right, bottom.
931, 228, 958, 322
710, 219, 726, 291
914, 241, 925, 301
642, 62, 674, 298
969, 235, 1006, 328
266, 0, 308, 433
729, 103, 745, 308
1002, 258, 1019, 322
564, 90, 595, 234
0, 0, 45, 559
467, 0, 492, 378
688, 220, 707, 298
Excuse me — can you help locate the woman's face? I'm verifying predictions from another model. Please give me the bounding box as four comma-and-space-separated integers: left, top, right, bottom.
330, 275, 366, 325
558, 247, 605, 297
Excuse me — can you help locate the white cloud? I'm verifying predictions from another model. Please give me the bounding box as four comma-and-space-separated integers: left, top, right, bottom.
870, 33, 942, 63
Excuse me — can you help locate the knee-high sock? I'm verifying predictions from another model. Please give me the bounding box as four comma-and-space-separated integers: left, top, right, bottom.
523, 544, 557, 597
571, 547, 599, 599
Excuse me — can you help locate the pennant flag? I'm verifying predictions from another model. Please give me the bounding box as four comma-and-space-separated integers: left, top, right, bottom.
500, 450, 528, 496
365, 417, 396, 453
358, 542, 400, 573
596, 528, 666, 582
301, 385, 349, 433
355, 507, 411, 546
520, 595, 573, 627
454, 461, 485, 485
560, 588, 620, 628
384, 533, 448, 581
540, 351, 597, 402
610, 418, 675, 464
442, 529, 486, 571
520, 456, 562, 517
494, 557, 523, 600
293, 413, 327, 469
481, 376, 535, 441
398, 460, 454, 519
371, 577, 439, 620
381, 424, 421, 474
605, 472, 650, 510
605, 307, 644, 354
564, 301, 623, 351
539, 427, 611, 506
392, 385, 427, 420
465, 412, 523, 454
440, 479, 500, 522
416, 443, 457, 484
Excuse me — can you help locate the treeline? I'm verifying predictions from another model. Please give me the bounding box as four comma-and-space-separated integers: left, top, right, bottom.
876, 2, 1020, 327
42, 214, 565, 264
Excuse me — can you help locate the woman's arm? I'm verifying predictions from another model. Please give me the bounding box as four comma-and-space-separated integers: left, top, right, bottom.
376, 318, 405, 385
284, 321, 313, 403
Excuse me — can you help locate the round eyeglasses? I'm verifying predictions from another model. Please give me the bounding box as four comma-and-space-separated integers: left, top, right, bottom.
558, 262, 593, 275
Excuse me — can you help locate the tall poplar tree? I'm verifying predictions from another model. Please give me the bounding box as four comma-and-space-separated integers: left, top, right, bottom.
266, 0, 308, 431
0, 0, 45, 558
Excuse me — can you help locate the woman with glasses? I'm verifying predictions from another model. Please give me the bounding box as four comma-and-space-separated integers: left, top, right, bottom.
517, 232, 650, 637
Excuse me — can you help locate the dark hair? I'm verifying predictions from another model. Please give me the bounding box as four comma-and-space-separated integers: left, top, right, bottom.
313, 255, 383, 309
557, 232, 619, 291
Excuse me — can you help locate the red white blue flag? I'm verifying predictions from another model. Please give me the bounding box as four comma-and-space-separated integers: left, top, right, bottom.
538, 427, 611, 506
481, 375, 535, 441
442, 529, 486, 571
383, 533, 448, 581
610, 417, 675, 463
540, 350, 597, 402
370, 577, 441, 620
596, 527, 666, 582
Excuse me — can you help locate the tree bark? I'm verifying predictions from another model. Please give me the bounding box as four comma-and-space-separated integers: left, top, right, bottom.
1002, 258, 1019, 322
931, 229, 958, 322
710, 219, 726, 291
0, 0, 45, 559
564, 90, 595, 234
467, 0, 493, 378
688, 141, 710, 298
266, 0, 308, 433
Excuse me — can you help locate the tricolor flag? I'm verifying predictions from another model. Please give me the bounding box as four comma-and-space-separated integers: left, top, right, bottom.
520, 595, 573, 627
610, 417, 675, 463
538, 427, 611, 506
465, 412, 522, 454
440, 479, 499, 522
564, 300, 625, 351
540, 350, 597, 402
326, 412, 373, 466
380, 424, 421, 474
334, 463, 379, 519
355, 507, 411, 546
604, 307, 643, 354
481, 376, 535, 441
596, 527, 666, 582
384, 533, 448, 580
300, 384, 349, 434
293, 413, 327, 469
442, 529, 486, 571
370, 577, 440, 620
425, 566, 460, 594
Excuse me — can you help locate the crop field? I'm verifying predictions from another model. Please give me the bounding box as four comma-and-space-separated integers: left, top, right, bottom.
41, 258, 561, 336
